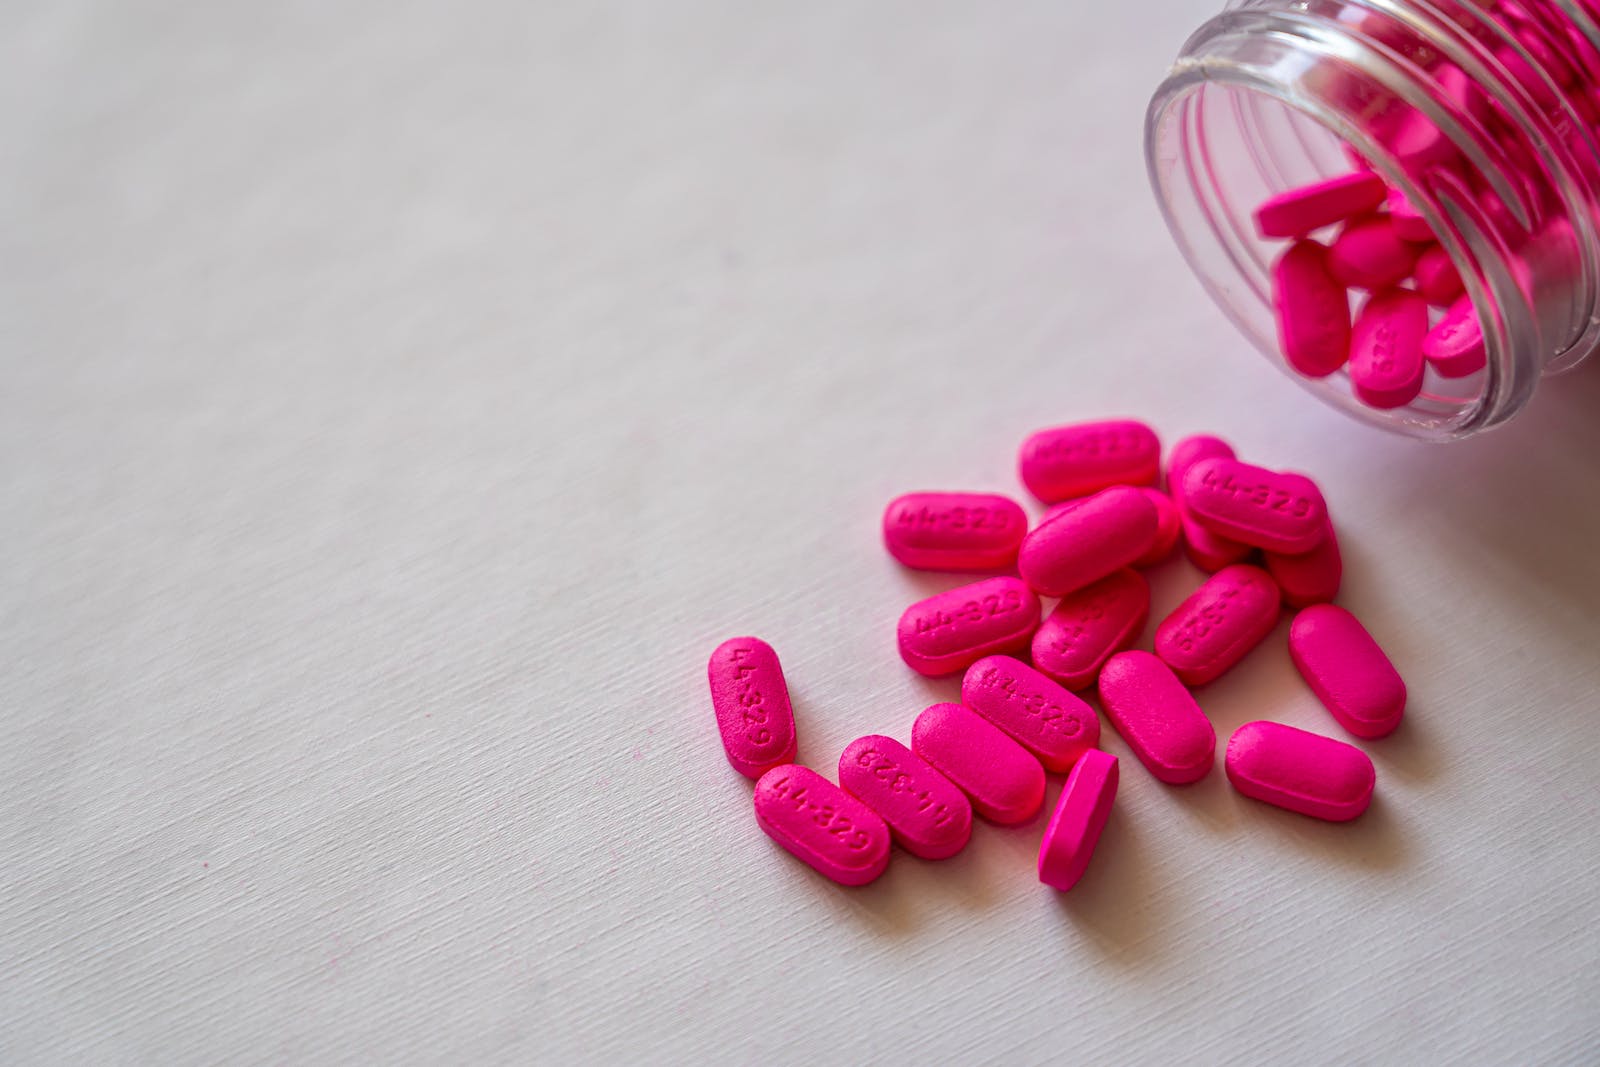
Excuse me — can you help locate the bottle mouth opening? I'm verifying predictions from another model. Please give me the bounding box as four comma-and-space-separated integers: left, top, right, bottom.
1146, 66, 1523, 441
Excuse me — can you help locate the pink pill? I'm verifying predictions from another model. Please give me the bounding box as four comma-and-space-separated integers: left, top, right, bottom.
1182, 459, 1327, 554
1327, 216, 1421, 290
896, 576, 1039, 677
1423, 295, 1487, 378
1018, 485, 1159, 597
1017, 419, 1160, 504
1413, 245, 1463, 305
1131, 487, 1181, 567
961, 655, 1101, 773
838, 735, 972, 861
1386, 187, 1435, 243
1154, 563, 1281, 686
1166, 435, 1251, 572
1254, 171, 1387, 238
1096, 651, 1215, 785
1225, 721, 1374, 822
1184, 519, 1255, 573
882, 491, 1028, 572
1030, 568, 1149, 690
1350, 288, 1428, 410
912, 702, 1045, 824
1054, 487, 1176, 570
753, 765, 891, 886
1382, 108, 1458, 169
1165, 434, 1234, 490
1289, 604, 1407, 739
1037, 749, 1118, 892
1263, 514, 1342, 608
1272, 239, 1353, 378
707, 637, 798, 779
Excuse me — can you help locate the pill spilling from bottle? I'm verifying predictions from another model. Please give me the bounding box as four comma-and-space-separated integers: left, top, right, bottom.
1144, 0, 1600, 437
707, 418, 1408, 891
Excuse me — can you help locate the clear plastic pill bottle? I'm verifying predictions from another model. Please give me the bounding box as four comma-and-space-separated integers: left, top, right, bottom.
1145, 0, 1600, 439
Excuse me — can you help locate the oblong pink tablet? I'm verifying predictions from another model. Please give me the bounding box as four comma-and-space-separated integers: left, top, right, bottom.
961, 655, 1100, 773
1327, 216, 1421, 290
1263, 515, 1342, 608
1096, 651, 1214, 784
1423, 295, 1486, 378
1414, 245, 1463, 305
1029, 568, 1149, 690
1254, 171, 1387, 237
1154, 564, 1281, 686
882, 492, 1028, 572
838, 736, 972, 861
1182, 459, 1327, 554
1225, 721, 1374, 822
1018, 486, 1159, 597
1349, 288, 1428, 410
1167, 435, 1251, 572
911, 702, 1045, 824
1038, 749, 1118, 892
1289, 604, 1406, 739
707, 637, 798, 779
1131, 487, 1181, 567
1272, 239, 1353, 378
896, 576, 1039, 677
1017, 419, 1160, 503
753, 765, 891, 885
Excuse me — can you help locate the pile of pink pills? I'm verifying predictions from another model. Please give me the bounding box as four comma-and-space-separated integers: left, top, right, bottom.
1264, 171, 1486, 409
708, 419, 1407, 890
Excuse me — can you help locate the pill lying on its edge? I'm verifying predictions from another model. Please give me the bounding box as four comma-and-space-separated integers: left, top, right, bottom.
882, 491, 1028, 572
961, 655, 1100, 773
1225, 721, 1375, 822
1289, 604, 1406, 739
912, 702, 1045, 824
753, 765, 892, 886
1017, 419, 1160, 503
839, 736, 972, 861
1097, 651, 1215, 785
707, 637, 798, 779
1038, 750, 1118, 892
896, 576, 1039, 677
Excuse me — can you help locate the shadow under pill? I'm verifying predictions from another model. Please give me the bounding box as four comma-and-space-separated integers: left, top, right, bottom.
1364, 713, 1441, 783
1164, 763, 1242, 833
1238, 791, 1408, 872
834, 859, 921, 936
1055, 805, 1172, 966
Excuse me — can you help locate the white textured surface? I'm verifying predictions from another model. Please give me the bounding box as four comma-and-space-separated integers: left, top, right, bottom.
3, 2, 1600, 1063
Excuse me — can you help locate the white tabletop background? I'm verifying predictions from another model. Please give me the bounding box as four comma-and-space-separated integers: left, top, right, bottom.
3, 2, 1598, 1063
